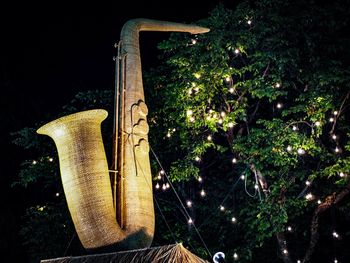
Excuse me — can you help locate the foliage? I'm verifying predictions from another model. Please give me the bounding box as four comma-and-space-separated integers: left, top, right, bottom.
146, 0, 350, 262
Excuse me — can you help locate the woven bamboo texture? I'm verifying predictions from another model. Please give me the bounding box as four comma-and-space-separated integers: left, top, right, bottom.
40, 243, 209, 263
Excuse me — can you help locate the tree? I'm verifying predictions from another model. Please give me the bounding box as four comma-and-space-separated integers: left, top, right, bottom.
13, 0, 350, 262
146, 1, 350, 262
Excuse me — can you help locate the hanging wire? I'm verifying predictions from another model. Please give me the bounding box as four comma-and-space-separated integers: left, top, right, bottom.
150, 147, 213, 258
63, 232, 76, 256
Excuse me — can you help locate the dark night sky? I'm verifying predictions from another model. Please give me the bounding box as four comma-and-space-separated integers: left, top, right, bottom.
0, 0, 237, 261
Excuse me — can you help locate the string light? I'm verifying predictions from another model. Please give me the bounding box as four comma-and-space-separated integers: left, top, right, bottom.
162, 184, 167, 191
198, 176, 203, 182
287, 226, 292, 232
191, 39, 197, 45
32, 160, 37, 165
232, 158, 237, 163
228, 122, 234, 128
188, 218, 193, 224
195, 156, 201, 162
157, 174, 162, 180
275, 83, 281, 88
166, 182, 170, 189
55, 192, 60, 197
292, 125, 298, 131
315, 121, 321, 126
220, 205, 225, 211
247, 20, 252, 25
160, 170, 165, 175
220, 111, 226, 117
305, 180, 311, 186
200, 189, 206, 197
317, 199, 322, 204
229, 87, 234, 93
155, 183, 160, 189
188, 89, 193, 95
49, 157, 53, 162
283, 249, 288, 255
329, 117, 335, 122
186, 109, 193, 116
305, 193, 313, 200
276, 103, 283, 109
234, 48, 240, 54
218, 119, 223, 124
166, 132, 171, 138
286, 145, 292, 152
297, 148, 305, 155
297, 260, 301, 263
254, 184, 259, 189
231, 217, 237, 223
233, 252, 238, 260
332, 134, 337, 140
339, 172, 345, 178
189, 116, 195, 122
186, 200, 193, 207
332, 231, 339, 239
240, 175, 245, 180
207, 135, 212, 141
335, 147, 340, 153
225, 76, 231, 82
194, 73, 201, 79
334, 259, 338, 263
333, 111, 338, 115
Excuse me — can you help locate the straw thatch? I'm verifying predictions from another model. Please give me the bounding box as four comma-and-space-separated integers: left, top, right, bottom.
40, 243, 209, 263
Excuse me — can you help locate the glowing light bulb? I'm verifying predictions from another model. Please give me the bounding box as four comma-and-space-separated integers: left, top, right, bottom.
228, 122, 234, 128
233, 252, 238, 260
240, 175, 245, 180
186, 200, 192, 207
218, 119, 223, 124
229, 87, 234, 93
173, 128, 176, 132
292, 125, 298, 131
334, 259, 338, 263
191, 39, 197, 45
283, 249, 288, 255
305, 193, 313, 200
231, 217, 237, 223
49, 157, 53, 162
232, 158, 237, 163
286, 145, 292, 152
225, 76, 231, 82
297, 260, 301, 263
317, 199, 322, 204
166, 183, 170, 189
333, 231, 339, 238
207, 135, 212, 141
247, 20, 252, 25
315, 121, 321, 126
335, 147, 340, 153
276, 103, 283, 109
339, 172, 345, 177
200, 189, 206, 197
188, 218, 193, 224
32, 160, 37, 165
220, 111, 226, 117
332, 134, 337, 140
297, 148, 305, 155
195, 156, 201, 162
189, 116, 195, 122
155, 183, 160, 189
157, 174, 162, 180
254, 184, 259, 189
186, 109, 193, 116
160, 170, 165, 175
305, 180, 311, 186
329, 117, 334, 122
166, 132, 171, 138
55, 192, 60, 197
209, 109, 213, 114
162, 184, 166, 190
333, 111, 338, 115
287, 226, 292, 232
220, 205, 225, 211
198, 176, 203, 182
275, 83, 281, 88
234, 48, 240, 54
188, 89, 193, 95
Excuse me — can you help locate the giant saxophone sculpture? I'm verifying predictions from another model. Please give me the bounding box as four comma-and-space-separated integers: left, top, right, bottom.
37, 19, 209, 250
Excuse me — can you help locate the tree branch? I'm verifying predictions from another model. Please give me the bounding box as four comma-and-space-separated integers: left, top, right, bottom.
302, 181, 350, 262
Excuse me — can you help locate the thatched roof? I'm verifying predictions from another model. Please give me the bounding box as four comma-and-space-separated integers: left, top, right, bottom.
40, 243, 209, 263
